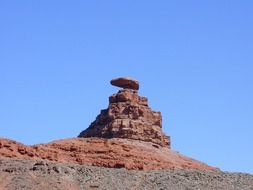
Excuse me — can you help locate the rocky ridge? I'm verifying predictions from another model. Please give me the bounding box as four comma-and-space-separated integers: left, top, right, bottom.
0, 137, 215, 171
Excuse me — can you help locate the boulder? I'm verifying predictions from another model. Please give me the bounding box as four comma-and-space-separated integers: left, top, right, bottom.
110, 77, 139, 90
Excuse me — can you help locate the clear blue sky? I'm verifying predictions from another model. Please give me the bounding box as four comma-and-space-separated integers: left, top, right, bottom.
0, 1, 253, 174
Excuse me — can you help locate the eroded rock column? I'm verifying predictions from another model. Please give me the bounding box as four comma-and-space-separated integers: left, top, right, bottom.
78, 77, 170, 147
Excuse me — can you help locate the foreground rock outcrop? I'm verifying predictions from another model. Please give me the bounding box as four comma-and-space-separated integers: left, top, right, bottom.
0, 157, 253, 190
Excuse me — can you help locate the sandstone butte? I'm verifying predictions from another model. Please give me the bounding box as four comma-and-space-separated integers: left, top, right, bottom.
0, 77, 217, 171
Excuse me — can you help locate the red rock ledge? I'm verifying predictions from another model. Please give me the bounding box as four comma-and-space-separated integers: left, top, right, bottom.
0, 138, 216, 171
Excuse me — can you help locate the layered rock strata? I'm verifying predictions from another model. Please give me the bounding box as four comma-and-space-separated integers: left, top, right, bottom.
0, 138, 216, 171
78, 78, 170, 147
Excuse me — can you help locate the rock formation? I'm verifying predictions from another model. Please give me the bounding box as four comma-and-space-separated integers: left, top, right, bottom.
0, 77, 217, 172
2, 77, 253, 189
78, 77, 170, 147
0, 157, 252, 190
0, 137, 216, 171
110, 77, 139, 90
